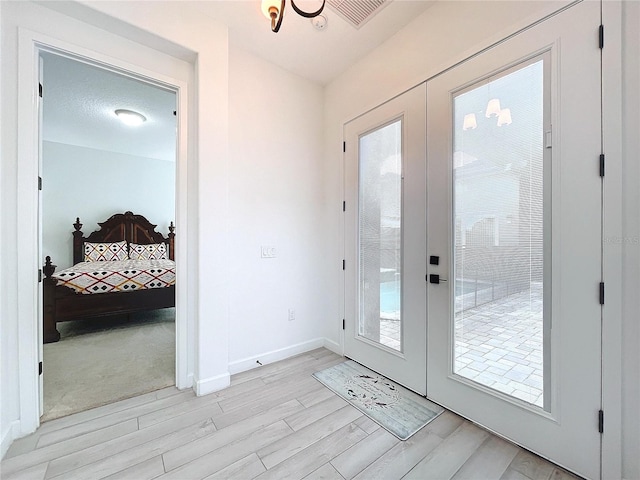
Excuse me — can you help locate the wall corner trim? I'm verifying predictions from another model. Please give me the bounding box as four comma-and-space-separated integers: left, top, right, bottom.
194, 372, 231, 397
323, 338, 342, 356
1, 421, 20, 460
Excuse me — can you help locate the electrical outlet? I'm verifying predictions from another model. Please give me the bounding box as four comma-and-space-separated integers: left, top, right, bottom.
288, 309, 295, 321
261, 246, 277, 258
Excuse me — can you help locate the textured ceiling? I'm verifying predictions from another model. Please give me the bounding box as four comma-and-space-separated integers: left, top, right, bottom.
41, 52, 177, 161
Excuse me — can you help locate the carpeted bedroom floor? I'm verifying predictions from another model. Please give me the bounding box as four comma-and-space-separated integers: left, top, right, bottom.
42, 308, 175, 422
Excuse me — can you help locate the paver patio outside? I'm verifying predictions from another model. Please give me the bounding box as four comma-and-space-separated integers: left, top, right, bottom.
379, 283, 544, 407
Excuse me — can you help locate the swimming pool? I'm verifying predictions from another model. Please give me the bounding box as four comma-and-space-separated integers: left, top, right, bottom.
379, 279, 491, 314
380, 281, 401, 313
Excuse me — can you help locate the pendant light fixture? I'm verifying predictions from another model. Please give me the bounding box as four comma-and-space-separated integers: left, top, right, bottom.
261, 0, 326, 33
497, 108, 513, 127
463, 113, 478, 131
485, 98, 502, 118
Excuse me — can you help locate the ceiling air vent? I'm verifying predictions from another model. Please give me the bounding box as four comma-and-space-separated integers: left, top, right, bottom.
326, 0, 391, 29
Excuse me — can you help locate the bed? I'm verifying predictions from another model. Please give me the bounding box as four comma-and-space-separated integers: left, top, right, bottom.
42, 211, 176, 343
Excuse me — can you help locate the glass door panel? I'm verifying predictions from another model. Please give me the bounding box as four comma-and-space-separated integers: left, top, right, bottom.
344, 84, 427, 395
359, 120, 402, 352
452, 60, 547, 408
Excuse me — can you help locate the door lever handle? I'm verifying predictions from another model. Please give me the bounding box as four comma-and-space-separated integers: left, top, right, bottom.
429, 274, 448, 284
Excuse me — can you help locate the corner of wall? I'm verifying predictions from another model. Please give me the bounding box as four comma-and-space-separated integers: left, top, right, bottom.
193, 372, 230, 397
323, 337, 342, 356
1, 420, 19, 460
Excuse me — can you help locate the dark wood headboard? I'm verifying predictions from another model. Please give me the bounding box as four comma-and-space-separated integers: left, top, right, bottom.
72, 211, 175, 264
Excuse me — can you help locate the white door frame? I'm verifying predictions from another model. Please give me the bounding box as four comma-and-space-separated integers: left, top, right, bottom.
600, 2, 623, 478
16, 27, 193, 435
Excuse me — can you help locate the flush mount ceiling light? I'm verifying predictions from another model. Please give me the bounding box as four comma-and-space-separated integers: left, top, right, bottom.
114, 109, 146, 126
261, 0, 326, 33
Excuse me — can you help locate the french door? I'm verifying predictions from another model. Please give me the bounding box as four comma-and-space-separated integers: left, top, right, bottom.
426, 1, 602, 478
344, 85, 427, 395
344, 1, 602, 477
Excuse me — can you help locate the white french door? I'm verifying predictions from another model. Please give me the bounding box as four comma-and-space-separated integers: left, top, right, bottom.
344, 85, 427, 395
426, 1, 602, 478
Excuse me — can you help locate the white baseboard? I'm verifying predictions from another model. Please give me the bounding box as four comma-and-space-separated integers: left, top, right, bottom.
1, 420, 19, 460
323, 338, 342, 356
176, 373, 194, 391
228, 338, 325, 375
194, 372, 230, 397
197, 338, 339, 394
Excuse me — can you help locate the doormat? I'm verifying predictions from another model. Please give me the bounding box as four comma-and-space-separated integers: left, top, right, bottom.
312, 360, 444, 440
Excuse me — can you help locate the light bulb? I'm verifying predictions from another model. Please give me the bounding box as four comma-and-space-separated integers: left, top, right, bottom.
261, 0, 280, 19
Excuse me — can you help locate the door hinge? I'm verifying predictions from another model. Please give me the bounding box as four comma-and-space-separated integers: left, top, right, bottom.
39, 361, 43, 375
599, 282, 605, 305
39, 83, 43, 98
38, 176, 42, 191
342, 319, 345, 330
342, 260, 345, 270
598, 409, 604, 433
599, 24, 604, 49
599, 154, 605, 177
38, 269, 42, 283
342, 201, 346, 212
343, 141, 346, 153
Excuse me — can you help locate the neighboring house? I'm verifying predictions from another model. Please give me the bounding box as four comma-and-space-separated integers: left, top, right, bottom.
1, 1, 638, 479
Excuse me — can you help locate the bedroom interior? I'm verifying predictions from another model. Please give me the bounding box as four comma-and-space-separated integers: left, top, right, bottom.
0, 1, 638, 479
40, 52, 178, 419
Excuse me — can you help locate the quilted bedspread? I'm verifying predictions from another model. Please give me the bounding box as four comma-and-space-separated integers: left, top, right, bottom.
51, 259, 176, 295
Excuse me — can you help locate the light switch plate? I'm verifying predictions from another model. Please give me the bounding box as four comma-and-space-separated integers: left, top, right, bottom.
261, 246, 277, 258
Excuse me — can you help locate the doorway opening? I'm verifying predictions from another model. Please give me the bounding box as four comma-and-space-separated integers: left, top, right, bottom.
39, 50, 178, 420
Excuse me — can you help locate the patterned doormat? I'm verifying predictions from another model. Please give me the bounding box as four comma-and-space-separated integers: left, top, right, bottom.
312, 360, 444, 440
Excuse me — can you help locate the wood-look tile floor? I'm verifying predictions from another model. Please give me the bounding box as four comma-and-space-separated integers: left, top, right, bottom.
1, 349, 581, 480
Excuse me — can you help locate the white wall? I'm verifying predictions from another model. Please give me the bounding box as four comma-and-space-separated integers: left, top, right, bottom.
2, 0, 329, 458
42, 141, 176, 269
322, 1, 637, 478
0, 0, 18, 455
227, 47, 328, 371
0, 0, 204, 457
0, 0, 14, 462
